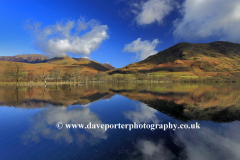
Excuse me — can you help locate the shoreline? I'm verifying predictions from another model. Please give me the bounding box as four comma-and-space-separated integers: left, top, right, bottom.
0, 80, 238, 85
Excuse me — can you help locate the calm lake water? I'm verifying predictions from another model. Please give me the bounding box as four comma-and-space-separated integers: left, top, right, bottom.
1, 83, 240, 160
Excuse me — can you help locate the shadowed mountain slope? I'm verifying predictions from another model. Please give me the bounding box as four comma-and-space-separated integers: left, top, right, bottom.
102, 63, 116, 70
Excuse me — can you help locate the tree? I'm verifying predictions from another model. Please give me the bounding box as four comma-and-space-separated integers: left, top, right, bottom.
4, 62, 26, 83
88, 73, 96, 83
27, 70, 34, 82
153, 76, 159, 82
64, 68, 80, 83
96, 72, 108, 83
49, 67, 64, 83
123, 74, 131, 81
136, 72, 145, 80
43, 70, 49, 85
112, 74, 118, 82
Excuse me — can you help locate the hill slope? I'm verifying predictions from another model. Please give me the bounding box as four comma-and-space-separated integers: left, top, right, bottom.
0, 55, 111, 76
102, 63, 116, 70
73, 58, 116, 70
47, 55, 78, 65
0, 54, 48, 63
109, 41, 240, 78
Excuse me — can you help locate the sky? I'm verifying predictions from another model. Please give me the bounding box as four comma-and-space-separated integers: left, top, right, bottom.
0, 0, 240, 68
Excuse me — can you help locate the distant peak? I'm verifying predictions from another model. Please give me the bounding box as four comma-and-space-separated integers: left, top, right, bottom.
64, 55, 71, 58
73, 57, 90, 61
0, 54, 48, 63
102, 63, 116, 70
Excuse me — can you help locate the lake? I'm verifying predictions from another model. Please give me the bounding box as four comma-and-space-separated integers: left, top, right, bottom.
0, 83, 240, 160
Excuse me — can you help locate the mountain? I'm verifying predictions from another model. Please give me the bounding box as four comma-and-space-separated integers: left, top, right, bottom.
75, 59, 111, 72
0, 54, 115, 76
0, 54, 48, 63
109, 41, 240, 78
73, 58, 116, 70
47, 55, 78, 65
16, 54, 115, 72
102, 63, 116, 70
0, 53, 116, 73
36, 55, 111, 73
73, 57, 90, 61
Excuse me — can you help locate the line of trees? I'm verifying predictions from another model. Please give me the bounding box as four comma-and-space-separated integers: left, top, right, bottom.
1, 62, 172, 84
3, 62, 26, 83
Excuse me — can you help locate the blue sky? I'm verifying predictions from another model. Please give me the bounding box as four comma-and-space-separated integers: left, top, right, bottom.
0, 0, 240, 68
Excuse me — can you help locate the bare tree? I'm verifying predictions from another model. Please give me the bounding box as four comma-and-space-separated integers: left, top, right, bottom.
123, 74, 131, 82
49, 67, 64, 83
112, 74, 118, 82
0, 72, 7, 82
43, 70, 49, 85
4, 62, 26, 83
27, 70, 34, 82
153, 75, 159, 82
88, 73, 95, 83
64, 68, 80, 83
96, 72, 108, 83
136, 72, 145, 80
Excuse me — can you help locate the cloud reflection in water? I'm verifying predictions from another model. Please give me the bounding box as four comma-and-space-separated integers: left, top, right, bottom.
136, 122, 240, 160
124, 103, 160, 124
22, 104, 107, 145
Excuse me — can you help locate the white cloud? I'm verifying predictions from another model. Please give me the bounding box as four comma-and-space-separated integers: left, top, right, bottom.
124, 103, 160, 124
173, 0, 240, 43
82, 56, 90, 59
28, 18, 109, 58
135, 0, 177, 25
123, 38, 160, 60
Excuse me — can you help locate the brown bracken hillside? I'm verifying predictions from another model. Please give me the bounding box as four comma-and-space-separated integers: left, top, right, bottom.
109, 41, 240, 78
0, 55, 114, 76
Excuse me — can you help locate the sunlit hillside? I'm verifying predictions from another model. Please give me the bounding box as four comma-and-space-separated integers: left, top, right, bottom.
0, 55, 111, 77
109, 41, 240, 80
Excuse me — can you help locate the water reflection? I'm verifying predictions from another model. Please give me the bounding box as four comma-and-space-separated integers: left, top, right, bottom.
1, 83, 240, 159
173, 122, 240, 160
22, 104, 107, 144
1, 83, 240, 122
136, 139, 176, 160
0, 85, 115, 108
135, 122, 240, 160
124, 103, 160, 124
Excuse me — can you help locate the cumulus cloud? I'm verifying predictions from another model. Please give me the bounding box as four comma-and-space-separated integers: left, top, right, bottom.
135, 0, 178, 25
173, 0, 240, 43
27, 18, 109, 58
123, 38, 160, 60
124, 103, 160, 124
